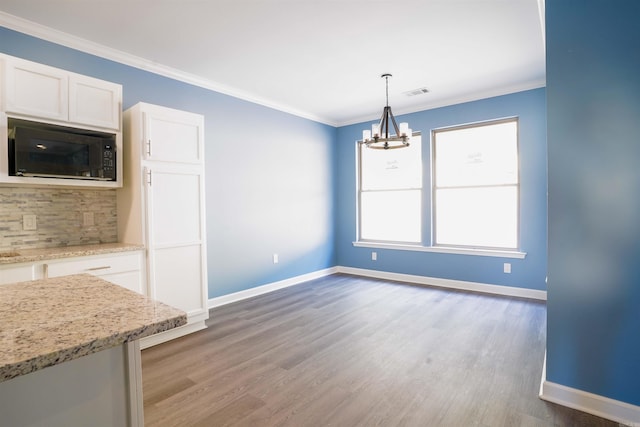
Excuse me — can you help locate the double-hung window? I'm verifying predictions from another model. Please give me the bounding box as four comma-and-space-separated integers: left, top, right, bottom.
357, 118, 519, 254
432, 118, 519, 250
358, 135, 422, 243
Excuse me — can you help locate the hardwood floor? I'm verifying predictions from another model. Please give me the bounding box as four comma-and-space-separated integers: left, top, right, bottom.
142, 274, 621, 426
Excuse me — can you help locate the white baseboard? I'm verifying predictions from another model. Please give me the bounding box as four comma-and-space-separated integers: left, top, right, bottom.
540, 377, 639, 424
140, 321, 207, 349
208, 265, 546, 310
539, 352, 640, 426
337, 266, 547, 300
208, 267, 339, 308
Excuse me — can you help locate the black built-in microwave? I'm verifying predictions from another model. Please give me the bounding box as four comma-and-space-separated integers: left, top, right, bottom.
7, 118, 116, 181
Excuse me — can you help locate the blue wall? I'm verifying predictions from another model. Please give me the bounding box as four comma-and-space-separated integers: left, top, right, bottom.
0, 26, 337, 298
0, 24, 549, 302
336, 89, 548, 290
546, 1, 640, 406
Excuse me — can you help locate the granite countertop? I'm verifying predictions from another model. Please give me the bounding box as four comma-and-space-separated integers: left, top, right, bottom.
0, 274, 186, 383
0, 242, 145, 265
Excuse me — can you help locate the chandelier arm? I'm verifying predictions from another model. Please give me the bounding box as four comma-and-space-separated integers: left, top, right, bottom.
383, 107, 391, 139
387, 107, 401, 137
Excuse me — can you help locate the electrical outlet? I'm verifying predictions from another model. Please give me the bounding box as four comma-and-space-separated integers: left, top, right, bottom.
83, 212, 95, 227
273, 253, 279, 264
372, 251, 377, 261
23, 214, 37, 231
503, 263, 511, 274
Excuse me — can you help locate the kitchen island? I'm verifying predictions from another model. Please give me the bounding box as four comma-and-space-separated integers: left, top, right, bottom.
0, 274, 187, 427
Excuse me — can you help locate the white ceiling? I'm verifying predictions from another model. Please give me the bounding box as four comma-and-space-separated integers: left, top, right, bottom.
0, 0, 545, 126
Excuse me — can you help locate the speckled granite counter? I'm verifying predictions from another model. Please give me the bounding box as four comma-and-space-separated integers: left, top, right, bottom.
0, 242, 144, 265
0, 274, 186, 383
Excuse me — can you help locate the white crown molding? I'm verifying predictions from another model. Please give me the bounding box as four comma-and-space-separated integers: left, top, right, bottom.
0, 11, 336, 126
0, 12, 546, 130
338, 79, 547, 127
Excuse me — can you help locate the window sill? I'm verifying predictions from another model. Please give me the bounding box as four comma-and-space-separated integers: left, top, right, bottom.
352, 241, 527, 259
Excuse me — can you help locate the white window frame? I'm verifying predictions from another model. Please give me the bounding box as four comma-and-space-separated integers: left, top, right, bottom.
353, 118, 526, 259
357, 134, 422, 244
432, 117, 520, 251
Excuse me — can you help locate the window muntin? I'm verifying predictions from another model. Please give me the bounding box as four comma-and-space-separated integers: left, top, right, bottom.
433, 118, 519, 250
358, 135, 422, 243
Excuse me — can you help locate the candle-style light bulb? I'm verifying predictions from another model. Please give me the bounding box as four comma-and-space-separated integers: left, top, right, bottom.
372, 124, 380, 138
399, 122, 409, 137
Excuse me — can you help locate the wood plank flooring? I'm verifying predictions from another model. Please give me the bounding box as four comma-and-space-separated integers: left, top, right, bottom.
141, 274, 621, 426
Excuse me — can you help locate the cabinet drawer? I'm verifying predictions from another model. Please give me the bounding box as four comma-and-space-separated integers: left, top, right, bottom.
45, 252, 142, 278
0, 264, 36, 285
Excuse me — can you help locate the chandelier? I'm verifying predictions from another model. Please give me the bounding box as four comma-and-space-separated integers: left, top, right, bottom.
361, 73, 412, 150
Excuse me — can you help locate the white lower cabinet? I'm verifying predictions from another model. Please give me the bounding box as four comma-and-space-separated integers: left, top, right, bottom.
0, 251, 144, 293
118, 102, 209, 348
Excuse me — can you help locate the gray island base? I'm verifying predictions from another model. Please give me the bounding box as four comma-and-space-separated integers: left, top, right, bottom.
0, 274, 187, 427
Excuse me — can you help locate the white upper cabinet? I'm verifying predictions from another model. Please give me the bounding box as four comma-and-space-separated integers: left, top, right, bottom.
2, 54, 121, 130
143, 108, 203, 164
69, 74, 122, 130
4, 58, 69, 122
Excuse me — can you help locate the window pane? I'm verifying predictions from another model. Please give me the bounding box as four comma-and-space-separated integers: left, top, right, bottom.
361, 136, 422, 190
361, 190, 421, 242
435, 121, 517, 187
435, 186, 518, 248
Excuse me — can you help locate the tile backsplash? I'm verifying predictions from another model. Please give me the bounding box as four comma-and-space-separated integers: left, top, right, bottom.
0, 187, 117, 251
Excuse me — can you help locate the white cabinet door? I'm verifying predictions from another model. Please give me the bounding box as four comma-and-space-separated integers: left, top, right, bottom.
69, 74, 121, 129
145, 166, 207, 320
143, 109, 203, 164
4, 58, 69, 121
2, 54, 122, 131
119, 102, 208, 347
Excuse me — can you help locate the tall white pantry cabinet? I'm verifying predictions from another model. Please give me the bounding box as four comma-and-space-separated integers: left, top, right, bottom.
117, 102, 209, 348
